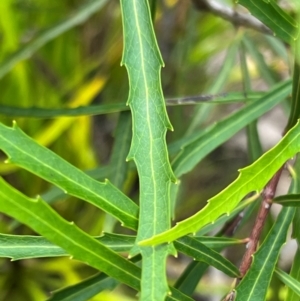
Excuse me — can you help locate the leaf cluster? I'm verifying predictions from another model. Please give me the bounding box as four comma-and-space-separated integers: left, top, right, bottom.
1, 1, 300, 301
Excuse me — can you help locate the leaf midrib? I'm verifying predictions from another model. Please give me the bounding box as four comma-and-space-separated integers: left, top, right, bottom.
0, 188, 140, 283
0, 126, 138, 225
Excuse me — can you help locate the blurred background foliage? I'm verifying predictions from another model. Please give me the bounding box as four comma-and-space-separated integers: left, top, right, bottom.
0, 0, 295, 300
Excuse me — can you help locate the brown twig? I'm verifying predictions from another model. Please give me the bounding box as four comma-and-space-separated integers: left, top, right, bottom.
191, 0, 273, 36
238, 166, 284, 278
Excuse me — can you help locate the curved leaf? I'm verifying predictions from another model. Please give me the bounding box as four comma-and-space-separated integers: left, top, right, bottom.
140, 120, 300, 246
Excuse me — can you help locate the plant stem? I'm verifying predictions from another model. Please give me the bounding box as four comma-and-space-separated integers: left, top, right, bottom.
238, 166, 284, 278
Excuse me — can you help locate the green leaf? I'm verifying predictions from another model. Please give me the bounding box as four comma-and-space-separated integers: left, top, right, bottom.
0, 0, 108, 79
273, 194, 300, 206
290, 156, 300, 240
188, 195, 259, 238
238, 0, 298, 44
48, 255, 142, 301
0, 233, 136, 260
41, 166, 110, 204
172, 80, 291, 177
0, 232, 243, 263
174, 236, 240, 278
186, 36, 241, 135
140, 120, 300, 246
104, 111, 132, 232
0, 92, 262, 118
246, 120, 263, 162
265, 35, 289, 63
174, 261, 208, 296
285, 247, 300, 301
240, 36, 264, 162
120, 0, 176, 300
109, 111, 132, 190
235, 207, 295, 301
242, 35, 277, 86
49, 270, 195, 301
275, 268, 300, 298
274, 157, 300, 209
0, 122, 139, 230
0, 103, 127, 118
50, 270, 195, 301
174, 237, 245, 296
195, 194, 259, 236
48, 272, 119, 301
285, 61, 300, 132
173, 237, 245, 296
167, 289, 194, 301
193, 236, 246, 249
0, 177, 141, 290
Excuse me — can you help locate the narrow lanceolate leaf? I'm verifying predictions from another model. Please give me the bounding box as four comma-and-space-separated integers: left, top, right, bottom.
0, 122, 138, 230
286, 159, 300, 301
41, 166, 110, 205
48, 272, 119, 301
0, 92, 262, 118
273, 194, 300, 206
235, 207, 295, 301
174, 237, 240, 278
140, 120, 300, 246
0, 0, 108, 79
285, 61, 300, 132
285, 248, 300, 301
0, 232, 243, 261
193, 236, 246, 249
109, 111, 132, 190
172, 80, 291, 177
167, 288, 194, 301
242, 36, 277, 86
0, 103, 128, 118
174, 261, 209, 296
48, 255, 141, 301
0, 177, 141, 290
275, 268, 300, 298
0, 233, 136, 260
120, 0, 176, 300
197, 194, 259, 236
290, 157, 300, 240
48, 255, 193, 301
104, 111, 133, 232
238, 0, 298, 44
